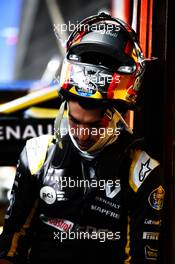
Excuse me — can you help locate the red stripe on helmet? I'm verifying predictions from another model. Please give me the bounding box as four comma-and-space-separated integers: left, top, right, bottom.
107, 73, 120, 99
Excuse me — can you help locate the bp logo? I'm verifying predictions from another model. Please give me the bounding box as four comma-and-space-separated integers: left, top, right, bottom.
40, 186, 56, 204
148, 185, 165, 211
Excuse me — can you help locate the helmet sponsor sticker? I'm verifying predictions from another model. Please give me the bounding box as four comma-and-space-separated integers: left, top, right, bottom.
40, 186, 56, 204
76, 81, 97, 96
148, 185, 165, 211
145, 245, 158, 260
91, 23, 120, 37
40, 214, 74, 232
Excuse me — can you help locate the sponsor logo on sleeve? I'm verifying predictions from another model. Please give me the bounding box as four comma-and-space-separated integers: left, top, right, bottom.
143, 232, 159, 240
148, 185, 165, 211
144, 219, 162, 226
145, 245, 158, 260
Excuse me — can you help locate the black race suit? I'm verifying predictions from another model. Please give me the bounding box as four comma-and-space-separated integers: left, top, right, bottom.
0, 131, 165, 264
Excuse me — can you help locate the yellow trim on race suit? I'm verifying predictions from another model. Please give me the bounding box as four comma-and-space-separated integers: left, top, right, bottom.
129, 149, 160, 192
26, 135, 53, 175
124, 216, 131, 264
7, 200, 39, 257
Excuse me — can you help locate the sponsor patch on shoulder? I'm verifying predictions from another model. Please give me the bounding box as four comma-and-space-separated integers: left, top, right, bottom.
148, 185, 165, 210
129, 150, 160, 192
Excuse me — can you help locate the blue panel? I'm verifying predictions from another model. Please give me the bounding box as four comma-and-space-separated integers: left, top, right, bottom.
0, 0, 23, 81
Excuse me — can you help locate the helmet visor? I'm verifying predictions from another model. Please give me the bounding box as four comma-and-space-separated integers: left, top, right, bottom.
59, 59, 138, 103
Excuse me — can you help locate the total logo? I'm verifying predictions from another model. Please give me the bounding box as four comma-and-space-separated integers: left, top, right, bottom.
40, 186, 67, 204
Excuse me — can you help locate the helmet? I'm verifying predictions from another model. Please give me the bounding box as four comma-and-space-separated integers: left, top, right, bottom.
58, 12, 146, 109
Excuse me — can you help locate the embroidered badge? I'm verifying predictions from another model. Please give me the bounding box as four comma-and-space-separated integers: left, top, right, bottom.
148, 185, 165, 210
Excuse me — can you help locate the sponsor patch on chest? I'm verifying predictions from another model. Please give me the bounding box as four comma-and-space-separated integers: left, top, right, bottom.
40, 214, 74, 232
